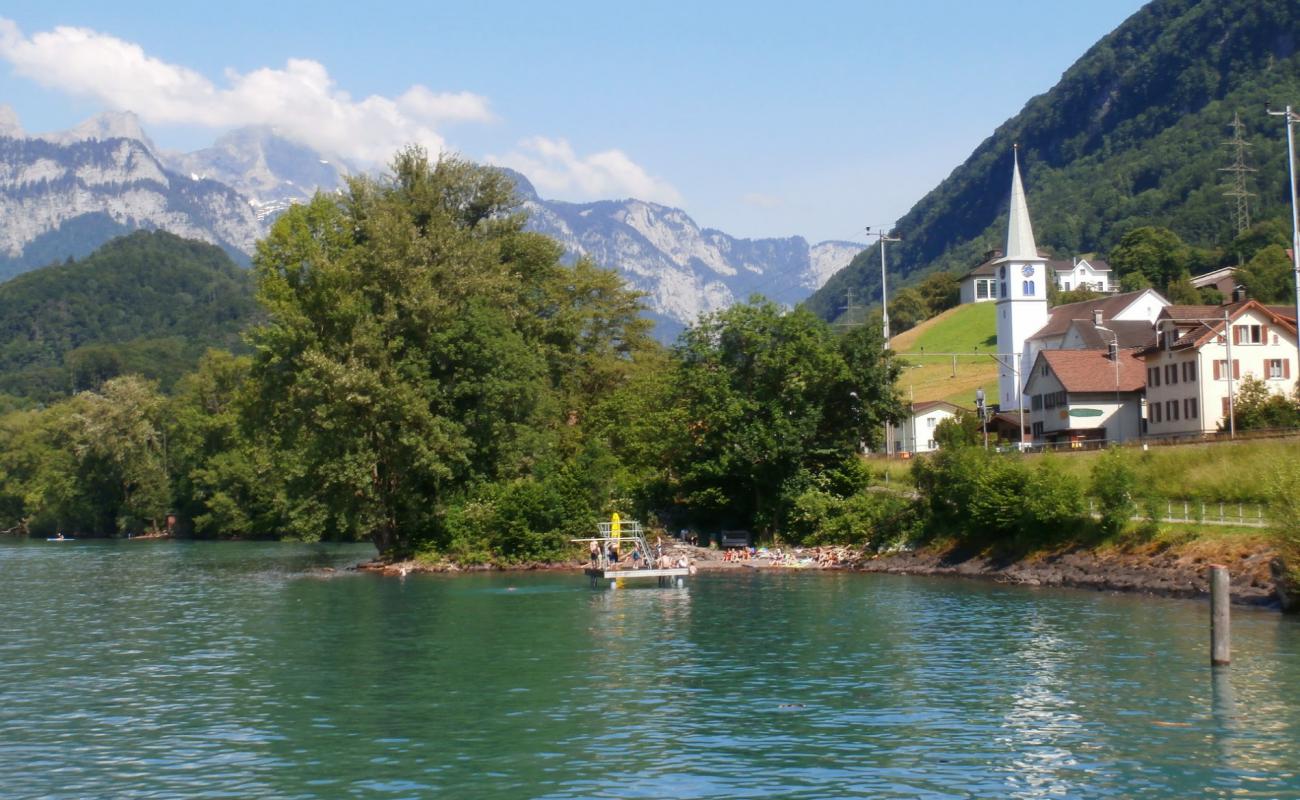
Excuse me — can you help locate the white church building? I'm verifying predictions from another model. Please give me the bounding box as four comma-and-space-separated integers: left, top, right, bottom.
994, 148, 1050, 414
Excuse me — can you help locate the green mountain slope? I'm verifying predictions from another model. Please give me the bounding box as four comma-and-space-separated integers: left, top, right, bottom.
0, 230, 257, 401
808, 0, 1300, 320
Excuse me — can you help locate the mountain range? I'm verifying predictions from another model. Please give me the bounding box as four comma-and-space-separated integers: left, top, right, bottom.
0, 109, 860, 338
807, 0, 1300, 321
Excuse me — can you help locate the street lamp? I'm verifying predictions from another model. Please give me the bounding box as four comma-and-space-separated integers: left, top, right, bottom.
1265, 102, 1300, 372
1095, 324, 1123, 441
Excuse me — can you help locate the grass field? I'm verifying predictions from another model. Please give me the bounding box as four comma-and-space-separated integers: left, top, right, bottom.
891, 303, 999, 407
871, 436, 1300, 505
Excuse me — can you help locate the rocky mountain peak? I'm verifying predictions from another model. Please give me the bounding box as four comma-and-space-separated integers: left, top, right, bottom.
41, 111, 156, 152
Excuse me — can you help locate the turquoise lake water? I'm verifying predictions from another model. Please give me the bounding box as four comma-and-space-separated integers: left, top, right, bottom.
2, 539, 1298, 798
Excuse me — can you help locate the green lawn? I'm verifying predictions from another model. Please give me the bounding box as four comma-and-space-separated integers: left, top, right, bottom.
1025, 437, 1300, 505
890, 303, 999, 407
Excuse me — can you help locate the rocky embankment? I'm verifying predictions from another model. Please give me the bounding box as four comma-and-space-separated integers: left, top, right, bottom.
855, 540, 1280, 606
359, 537, 1286, 608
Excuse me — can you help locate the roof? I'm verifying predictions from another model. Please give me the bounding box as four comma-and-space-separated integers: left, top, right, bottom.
1189, 267, 1237, 288
1068, 319, 1155, 349
1046, 258, 1111, 275
1141, 299, 1299, 355
1035, 349, 1147, 393
907, 400, 966, 415
1002, 150, 1039, 262
1029, 290, 1164, 341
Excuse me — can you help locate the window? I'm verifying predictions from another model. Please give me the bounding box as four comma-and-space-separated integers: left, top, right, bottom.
1150, 366, 1160, 387
927, 416, 937, 427
1032, 394, 1043, 411
1063, 281, 1071, 291
1027, 280, 1035, 296
1183, 361, 1196, 382
1152, 403, 1162, 423
1169, 400, 1180, 421
1000, 282, 1007, 299
1213, 360, 1240, 380
1032, 421, 1044, 437
1185, 397, 1198, 419
1268, 358, 1291, 379
976, 280, 989, 300
1232, 324, 1264, 345
1165, 364, 1178, 385
895, 440, 903, 453
926, 440, 936, 450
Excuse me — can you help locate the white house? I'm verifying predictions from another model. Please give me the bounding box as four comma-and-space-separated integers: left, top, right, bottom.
1024, 348, 1147, 446
1140, 300, 1298, 437
890, 400, 965, 454
1052, 257, 1112, 293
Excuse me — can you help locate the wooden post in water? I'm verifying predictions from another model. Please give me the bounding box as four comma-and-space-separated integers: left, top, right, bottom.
1210, 565, 1231, 666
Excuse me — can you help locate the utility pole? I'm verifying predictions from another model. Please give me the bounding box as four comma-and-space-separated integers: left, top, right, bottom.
1265, 102, 1300, 375
865, 227, 901, 349
1219, 111, 1256, 237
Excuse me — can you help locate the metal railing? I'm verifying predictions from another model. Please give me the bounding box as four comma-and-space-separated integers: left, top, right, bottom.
1087, 498, 1269, 528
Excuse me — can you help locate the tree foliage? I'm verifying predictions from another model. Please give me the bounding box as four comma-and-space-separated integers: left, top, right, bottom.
665, 298, 902, 535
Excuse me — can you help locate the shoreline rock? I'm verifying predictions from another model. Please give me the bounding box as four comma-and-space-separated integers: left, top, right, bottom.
355, 539, 1284, 609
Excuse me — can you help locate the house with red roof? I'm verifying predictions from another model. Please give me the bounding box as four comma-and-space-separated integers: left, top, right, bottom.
1023, 348, 1147, 445
1139, 300, 1298, 436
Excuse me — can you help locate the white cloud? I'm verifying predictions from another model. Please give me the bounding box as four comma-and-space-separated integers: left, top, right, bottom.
741, 192, 781, 209
489, 136, 682, 206
0, 18, 493, 164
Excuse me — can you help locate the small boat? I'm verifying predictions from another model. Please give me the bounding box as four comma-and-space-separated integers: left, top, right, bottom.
46, 535, 75, 542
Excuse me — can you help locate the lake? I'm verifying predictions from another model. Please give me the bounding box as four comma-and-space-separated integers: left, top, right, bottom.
2, 539, 1298, 798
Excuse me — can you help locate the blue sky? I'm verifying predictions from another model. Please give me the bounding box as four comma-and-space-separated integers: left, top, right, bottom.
0, 0, 1147, 243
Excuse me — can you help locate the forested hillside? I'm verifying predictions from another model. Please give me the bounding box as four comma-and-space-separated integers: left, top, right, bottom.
0, 230, 256, 401
808, 0, 1300, 320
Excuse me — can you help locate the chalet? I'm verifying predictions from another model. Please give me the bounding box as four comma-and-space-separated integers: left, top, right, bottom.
890, 400, 965, 454
1024, 348, 1146, 446
1140, 300, 1299, 437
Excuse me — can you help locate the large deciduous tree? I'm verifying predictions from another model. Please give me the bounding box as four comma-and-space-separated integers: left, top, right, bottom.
666, 298, 901, 535
246, 149, 648, 555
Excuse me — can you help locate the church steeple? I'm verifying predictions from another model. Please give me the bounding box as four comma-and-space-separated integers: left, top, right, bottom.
1005, 145, 1037, 261
993, 145, 1049, 417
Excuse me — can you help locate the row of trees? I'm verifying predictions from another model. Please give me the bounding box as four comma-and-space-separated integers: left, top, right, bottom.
0, 150, 906, 560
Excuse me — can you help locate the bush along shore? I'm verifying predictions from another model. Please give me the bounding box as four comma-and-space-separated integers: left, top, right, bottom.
358, 442, 1300, 612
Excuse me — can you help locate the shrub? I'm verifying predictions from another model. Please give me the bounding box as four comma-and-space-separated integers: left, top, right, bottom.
1090, 448, 1136, 535
786, 487, 923, 550
1020, 455, 1084, 536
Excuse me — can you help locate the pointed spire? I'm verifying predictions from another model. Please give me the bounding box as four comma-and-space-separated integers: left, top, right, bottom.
1005, 145, 1039, 261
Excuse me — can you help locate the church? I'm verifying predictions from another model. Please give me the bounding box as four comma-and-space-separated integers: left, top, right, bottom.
992, 149, 1169, 445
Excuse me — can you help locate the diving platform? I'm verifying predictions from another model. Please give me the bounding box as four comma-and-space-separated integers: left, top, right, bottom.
585, 567, 691, 580
573, 516, 693, 587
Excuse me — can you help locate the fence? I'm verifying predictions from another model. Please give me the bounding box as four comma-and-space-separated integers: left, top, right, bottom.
1087, 498, 1269, 528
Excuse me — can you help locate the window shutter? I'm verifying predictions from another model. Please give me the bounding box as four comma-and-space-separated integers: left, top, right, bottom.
1213, 360, 1221, 380
1262, 325, 1270, 343
1233, 359, 1241, 379
1287, 360, 1293, 380
1233, 326, 1242, 345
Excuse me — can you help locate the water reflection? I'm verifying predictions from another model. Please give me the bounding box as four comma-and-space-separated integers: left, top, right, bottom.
2, 542, 1299, 799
